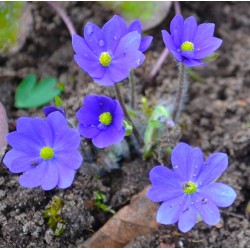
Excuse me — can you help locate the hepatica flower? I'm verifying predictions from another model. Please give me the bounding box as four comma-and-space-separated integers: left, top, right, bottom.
162, 14, 223, 67
72, 15, 152, 86
147, 142, 236, 233
76, 94, 125, 148
3, 111, 83, 190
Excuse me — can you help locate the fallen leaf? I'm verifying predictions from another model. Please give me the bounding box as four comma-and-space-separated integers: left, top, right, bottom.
99, 1, 172, 31
78, 186, 158, 248
0, 2, 32, 55
0, 102, 8, 161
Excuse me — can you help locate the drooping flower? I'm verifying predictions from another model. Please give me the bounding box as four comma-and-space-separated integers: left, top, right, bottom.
72, 15, 152, 86
43, 105, 66, 118
162, 14, 223, 67
3, 111, 83, 190
76, 94, 125, 148
147, 142, 237, 233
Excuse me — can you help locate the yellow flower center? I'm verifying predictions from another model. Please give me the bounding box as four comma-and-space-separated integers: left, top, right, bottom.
99, 112, 112, 125
40, 146, 54, 160
181, 41, 194, 52
99, 52, 111, 67
183, 181, 197, 195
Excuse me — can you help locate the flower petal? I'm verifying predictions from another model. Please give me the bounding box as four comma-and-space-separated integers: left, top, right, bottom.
93, 72, 114, 86
139, 36, 153, 52
31, 117, 53, 146
178, 195, 198, 233
72, 34, 97, 59
147, 185, 183, 202
53, 127, 81, 152
149, 165, 183, 187
113, 31, 141, 58
74, 54, 104, 79
181, 50, 195, 59
186, 147, 204, 181
171, 142, 192, 181
199, 183, 237, 207
102, 15, 127, 52
78, 124, 100, 139
111, 100, 124, 129
56, 163, 76, 189
19, 161, 47, 188
128, 20, 142, 33
7, 132, 41, 154
92, 126, 125, 148
3, 149, 39, 173
194, 37, 222, 59
182, 58, 204, 67
162, 30, 182, 61
109, 50, 145, 82
16, 117, 44, 147
85, 95, 116, 115
170, 14, 184, 48
55, 150, 83, 170
11, 153, 41, 173
193, 193, 221, 225
193, 23, 215, 45
46, 111, 68, 132
41, 161, 59, 190
182, 16, 197, 42
76, 106, 100, 126
84, 22, 104, 55
156, 195, 186, 225
196, 152, 228, 186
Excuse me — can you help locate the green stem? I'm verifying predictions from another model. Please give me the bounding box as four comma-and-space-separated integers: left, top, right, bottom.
129, 70, 135, 109
114, 84, 143, 147
172, 63, 187, 122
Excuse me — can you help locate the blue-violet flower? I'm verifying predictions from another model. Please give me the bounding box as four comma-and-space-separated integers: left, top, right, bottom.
43, 105, 66, 118
3, 111, 83, 190
147, 142, 237, 233
76, 94, 125, 148
72, 15, 152, 86
162, 14, 223, 67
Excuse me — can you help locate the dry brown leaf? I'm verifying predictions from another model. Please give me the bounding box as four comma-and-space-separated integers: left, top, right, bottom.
79, 185, 158, 248
0, 102, 8, 161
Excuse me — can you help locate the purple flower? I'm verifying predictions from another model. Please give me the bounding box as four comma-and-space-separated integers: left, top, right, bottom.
43, 105, 66, 118
147, 142, 237, 233
3, 111, 83, 190
76, 94, 125, 148
72, 15, 152, 86
162, 14, 223, 67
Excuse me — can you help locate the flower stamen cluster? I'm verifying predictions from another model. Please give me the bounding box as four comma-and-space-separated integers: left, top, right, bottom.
181, 41, 194, 52
183, 181, 197, 194
99, 112, 112, 125
99, 52, 111, 67
40, 146, 54, 160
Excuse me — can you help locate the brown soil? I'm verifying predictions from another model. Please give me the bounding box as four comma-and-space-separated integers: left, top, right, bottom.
0, 1, 249, 247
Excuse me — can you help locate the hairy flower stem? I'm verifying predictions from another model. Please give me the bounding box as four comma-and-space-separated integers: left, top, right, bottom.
172, 63, 187, 123
46, 1, 76, 36
129, 70, 136, 109
114, 84, 143, 147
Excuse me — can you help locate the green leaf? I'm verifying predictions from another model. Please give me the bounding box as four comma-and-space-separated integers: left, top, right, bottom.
55, 96, 63, 108
143, 104, 171, 159
15, 74, 62, 109
0, 2, 32, 54
99, 1, 171, 31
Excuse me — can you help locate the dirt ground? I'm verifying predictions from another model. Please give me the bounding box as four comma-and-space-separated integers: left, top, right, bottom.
0, 1, 250, 247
